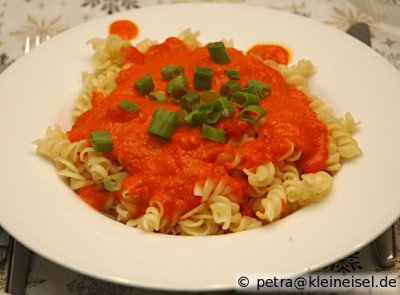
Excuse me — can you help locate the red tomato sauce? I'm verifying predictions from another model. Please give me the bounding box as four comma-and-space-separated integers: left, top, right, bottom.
109, 20, 138, 41
247, 44, 290, 65
79, 185, 113, 211
70, 37, 327, 220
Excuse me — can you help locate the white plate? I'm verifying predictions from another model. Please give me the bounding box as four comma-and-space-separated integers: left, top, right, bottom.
0, 3, 399, 291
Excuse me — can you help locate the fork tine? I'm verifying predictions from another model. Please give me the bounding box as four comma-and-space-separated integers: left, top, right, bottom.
23, 36, 30, 55
35, 35, 40, 47
24, 34, 50, 55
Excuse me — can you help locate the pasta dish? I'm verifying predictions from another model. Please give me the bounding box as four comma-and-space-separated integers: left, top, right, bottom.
33, 26, 361, 236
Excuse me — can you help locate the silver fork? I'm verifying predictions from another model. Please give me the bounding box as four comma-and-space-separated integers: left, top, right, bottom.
24, 34, 50, 55
5, 34, 50, 295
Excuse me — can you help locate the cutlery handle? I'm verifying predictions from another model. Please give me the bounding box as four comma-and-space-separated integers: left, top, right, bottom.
5, 237, 32, 295
373, 225, 397, 268
346, 23, 372, 46
345, 23, 398, 269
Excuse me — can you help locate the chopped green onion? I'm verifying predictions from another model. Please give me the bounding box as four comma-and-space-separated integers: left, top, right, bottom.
90, 130, 113, 152
166, 75, 188, 100
242, 86, 258, 97
200, 91, 219, 103
161, 65, 184, 80
166, 75, 187, 93
202, 124, 225, 143
197, 101, 215, 112
204, 110, 221, 124
170, 85, 188, 101
238, 105, 266, 124
185, 107, 221, 126
231, 91, 260, 108
214, 96, 235, 118
194, 67, 213, 90
180, 92, 200, 111
118, 100, 140, 113
184, 110, 208, 126
207, 42, 231, 64
175, 109, 188, 127
148, 109, 179, 140
196, 102, 221, 124
152, 108, 178, 122
220, 80, 241, 97
245, 79, 272, 98
104, 172, 127, 192
225, 68, 240, 80
134, 74, 154, 95
149, 92, 168, 104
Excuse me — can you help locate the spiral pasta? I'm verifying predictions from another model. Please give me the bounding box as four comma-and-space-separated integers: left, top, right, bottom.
264, 59, 315, 94
178, 28, 202, 50
177, 193, 261, 235
72, 35, 130, 119
193, 178, 234, 203
255, 178, 287, 222
320, 112, 362, 159
136, 38, 158, 54
127, 204, 162, 232
281, 163, 303, 203
33, 126, 123, 189
243, 162, 275, 188
299, 171, 333, 206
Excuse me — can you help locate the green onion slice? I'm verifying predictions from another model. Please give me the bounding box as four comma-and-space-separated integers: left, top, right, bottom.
148, 109, 179, 140
238, 105, 266, 124
231, 91, 260, 108
214, 96, 235, 118
197, 101, 215, 112
200, 91, 219, 103
207, 42, 231, 64
134, 74, 154, 95
180, 92, 200, 111
245, 79, 272, 98
149, 92, 168, 104
220, 80, 241, 97
170, 85, 188, 101
225, 68, 240, 80
184, 110, 208, 126
90, 130, 113, 152
166, 75, 188, 100
185, 108, 220, 126
118, 100, 140, 113
104, 172, 128, 192
204, 110, 221, 124
152, 108, 178, 122
194, 67, 213, 90
197, 102, 221, 124
175, 109, 188, 127
242, 86, 258, 97
161, 65, 184, 80
166, 75, 188, 93
202, 124, 225, 143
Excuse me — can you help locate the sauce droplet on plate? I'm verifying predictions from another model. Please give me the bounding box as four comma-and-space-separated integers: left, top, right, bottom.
109, 19, 139, 40
247, 44, 291, 65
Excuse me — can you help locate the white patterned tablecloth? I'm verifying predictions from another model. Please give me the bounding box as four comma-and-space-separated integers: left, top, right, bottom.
0, 0, 399, 294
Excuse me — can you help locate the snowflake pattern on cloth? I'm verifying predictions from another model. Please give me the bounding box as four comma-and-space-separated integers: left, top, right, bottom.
82, 0, 140, 14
